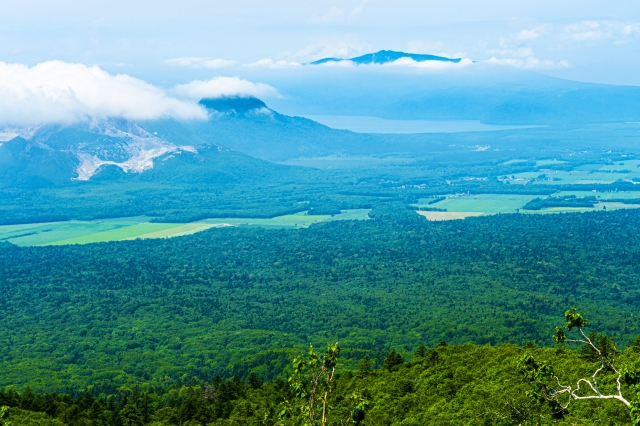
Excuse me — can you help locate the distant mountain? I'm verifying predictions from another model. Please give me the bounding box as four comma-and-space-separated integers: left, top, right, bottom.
0, 96, 388, 185
311, 50, 462, 65
266, 70, 640, 125
198, 96, 269, 114
0, 118, 204, 182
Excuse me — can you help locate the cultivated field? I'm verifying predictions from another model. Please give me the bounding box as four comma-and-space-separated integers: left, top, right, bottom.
202, 209, 370, 228
0, 210, 372, 246
417, 211, 484, 221
415, 192, 640, 221
508, 159, 640, 185
554, 190, 640, 199
417, 194, 539, 213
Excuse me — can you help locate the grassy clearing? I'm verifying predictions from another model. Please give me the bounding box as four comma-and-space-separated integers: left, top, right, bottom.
417, 211, 484, 221
324, 209, 371, 221
598, 159, 640, 171
122, 223, 221, 240
535, 159, 567, 166
511, 170, 623, 185
0, 210, 372, 246
5, 222, 132, 246
48, 223, 183, 245
554, 190, 640, 199
201, 209, 370, 228
201, 213, 330, 228
418, 194, 539, 213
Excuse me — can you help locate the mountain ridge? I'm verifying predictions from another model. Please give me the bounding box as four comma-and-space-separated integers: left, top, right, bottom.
311, 49, 462, 65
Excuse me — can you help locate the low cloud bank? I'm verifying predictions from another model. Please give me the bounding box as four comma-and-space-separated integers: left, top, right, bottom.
0, 61, 279, 126
0, 61, 207, 125
172, 76, 281, 99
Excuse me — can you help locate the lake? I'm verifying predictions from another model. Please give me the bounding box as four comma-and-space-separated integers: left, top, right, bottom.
302, 115, 543, 134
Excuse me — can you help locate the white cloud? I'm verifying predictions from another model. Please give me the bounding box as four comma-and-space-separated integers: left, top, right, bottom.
166, 57, 237, 69
245, 58, 302, 68
486, 57, 569, 69
313, 57, 472, 71
564, 20, 640, 43
516, 29, 540, 41
171, 76, 281, 100
308, 7, 344, 24
0, 60, 207, 126
382, 57, 473, 71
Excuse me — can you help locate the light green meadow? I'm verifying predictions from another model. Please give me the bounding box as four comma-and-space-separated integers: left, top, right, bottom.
201, 209, 371, 228
417, 194, 539, 213
554, 190, 640, 199
0, 210, 371, 246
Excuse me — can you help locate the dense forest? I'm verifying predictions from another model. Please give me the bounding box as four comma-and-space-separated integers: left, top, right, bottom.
2, 205, 640, 400
4, 122, 640, 423
2, 331, 640, 425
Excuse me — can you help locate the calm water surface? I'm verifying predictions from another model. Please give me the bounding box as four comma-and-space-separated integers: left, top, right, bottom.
302, 115, 543, 134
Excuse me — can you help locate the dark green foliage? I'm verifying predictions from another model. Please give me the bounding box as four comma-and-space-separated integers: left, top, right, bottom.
579, 331, 619, 362
383, 350, 403, 371
2, 342, 639, 425
4, 207, 640, 392
523, 195, 596, 210
357, 355, 372, 378
414, 344, 427, 358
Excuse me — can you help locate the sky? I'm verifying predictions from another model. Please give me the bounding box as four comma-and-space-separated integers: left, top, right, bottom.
1, 0, 640, 125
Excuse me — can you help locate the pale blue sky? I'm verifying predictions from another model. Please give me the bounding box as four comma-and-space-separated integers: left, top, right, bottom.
2, 0, 640, 86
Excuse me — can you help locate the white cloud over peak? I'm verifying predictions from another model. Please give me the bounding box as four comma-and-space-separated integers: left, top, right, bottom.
383, 57, 473, 71
172, 77, 281, 100
0, 61, 207, 126
166, 57, 237, 69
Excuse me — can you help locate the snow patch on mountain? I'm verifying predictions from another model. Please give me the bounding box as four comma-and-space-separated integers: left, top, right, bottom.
3, 119, 197, 180
0, 126, 40, 141
73, 122, 197, 180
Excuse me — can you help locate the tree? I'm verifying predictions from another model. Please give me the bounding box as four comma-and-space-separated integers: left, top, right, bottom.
520, 308, 638, 421
357, 354, 372, 378
383, 350, 403, 371
414, 344, 427, 358
119, 403, 144, 426
284, 342, 340, 426
247, 372, 263, 389
0, 406, 10, 426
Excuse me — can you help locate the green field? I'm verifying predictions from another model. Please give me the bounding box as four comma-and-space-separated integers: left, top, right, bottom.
48, 223, 188, 245
554, 190, 640, 199
598, 159, 640, 171
202, 209, 371, 228
511, 170, 624, 185
417, 194, 539, 213
415, 193, 640, 221
0, 210, 372, 246
535, 159, 567, 166
501, 159, 528, 165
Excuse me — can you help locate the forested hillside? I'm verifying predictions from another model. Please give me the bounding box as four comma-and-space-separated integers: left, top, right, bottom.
2, 337, 639, 425
2, 205, 640, 398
